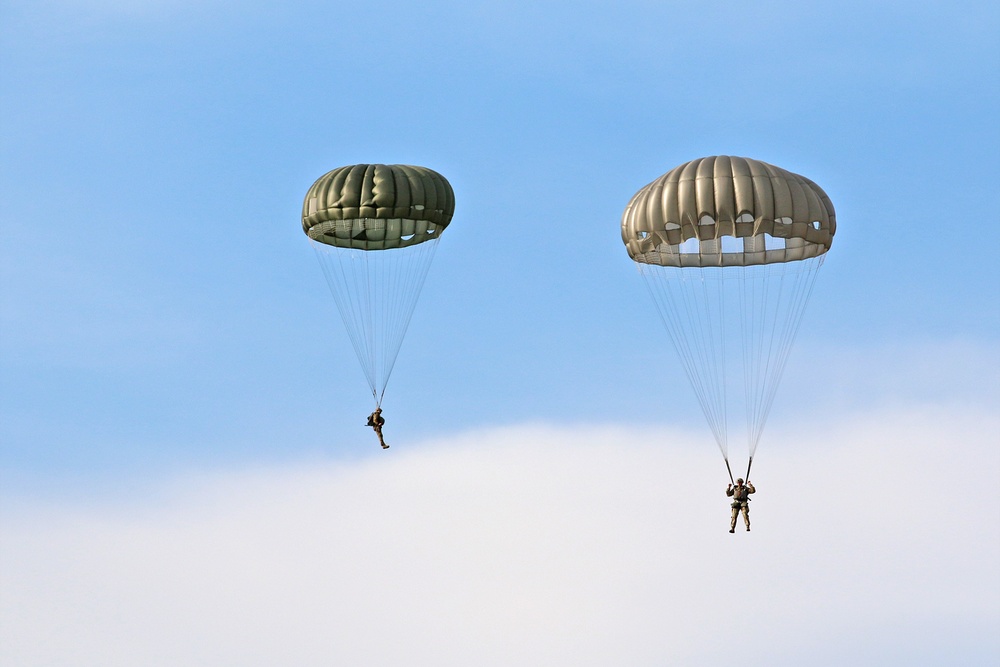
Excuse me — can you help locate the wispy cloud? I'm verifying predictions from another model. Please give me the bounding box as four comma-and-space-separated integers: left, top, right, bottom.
3, 408, 997, 666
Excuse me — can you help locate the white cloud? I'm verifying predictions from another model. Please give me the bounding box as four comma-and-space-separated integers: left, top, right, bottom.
2, 410, 998, 666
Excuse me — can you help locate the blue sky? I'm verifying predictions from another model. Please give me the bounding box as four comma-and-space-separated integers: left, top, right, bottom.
1, 1, 998, 664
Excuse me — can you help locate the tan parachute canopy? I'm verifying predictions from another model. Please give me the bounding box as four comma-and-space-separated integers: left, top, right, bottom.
621, 156, 836, 267
302, 164, 455, 251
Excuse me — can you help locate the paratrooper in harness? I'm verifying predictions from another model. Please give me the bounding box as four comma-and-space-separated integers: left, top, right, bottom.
726, 478, 755, 532
367, 407, 388, 449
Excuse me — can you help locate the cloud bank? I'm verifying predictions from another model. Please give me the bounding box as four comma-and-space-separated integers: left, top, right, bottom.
2, 406, 997, 666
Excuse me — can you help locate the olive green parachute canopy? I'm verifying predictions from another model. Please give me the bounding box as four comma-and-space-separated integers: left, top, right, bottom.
621, 156, 836, 267
302, 164, 455, 250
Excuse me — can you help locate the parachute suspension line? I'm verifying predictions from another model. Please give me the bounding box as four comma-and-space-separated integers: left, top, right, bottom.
724, 457, 735, 485
736, 256, 826, 458
755, 262, 787, 454
712, 228, 729, 462
362, 247, 378, 400
739, 264, 754, 461
746, 256, 825, 458
742, 262, 774, 457
693, 271, 725, 456
677, 271, 721, 449
703, 267, 728, 457
718, 268, 728, 454
744, 456, 753, 483
640, 253, 827, 475
743, 263, 772, 456
311, 232, 442, 404
375, 236, 440, 404
639, 264, 729, 459
313, 242, 379, 396
738, 264, 756, 472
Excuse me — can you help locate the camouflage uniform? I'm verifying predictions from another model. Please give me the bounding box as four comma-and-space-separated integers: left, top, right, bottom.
726, 480, 755, 532
367, 410, 388, 449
